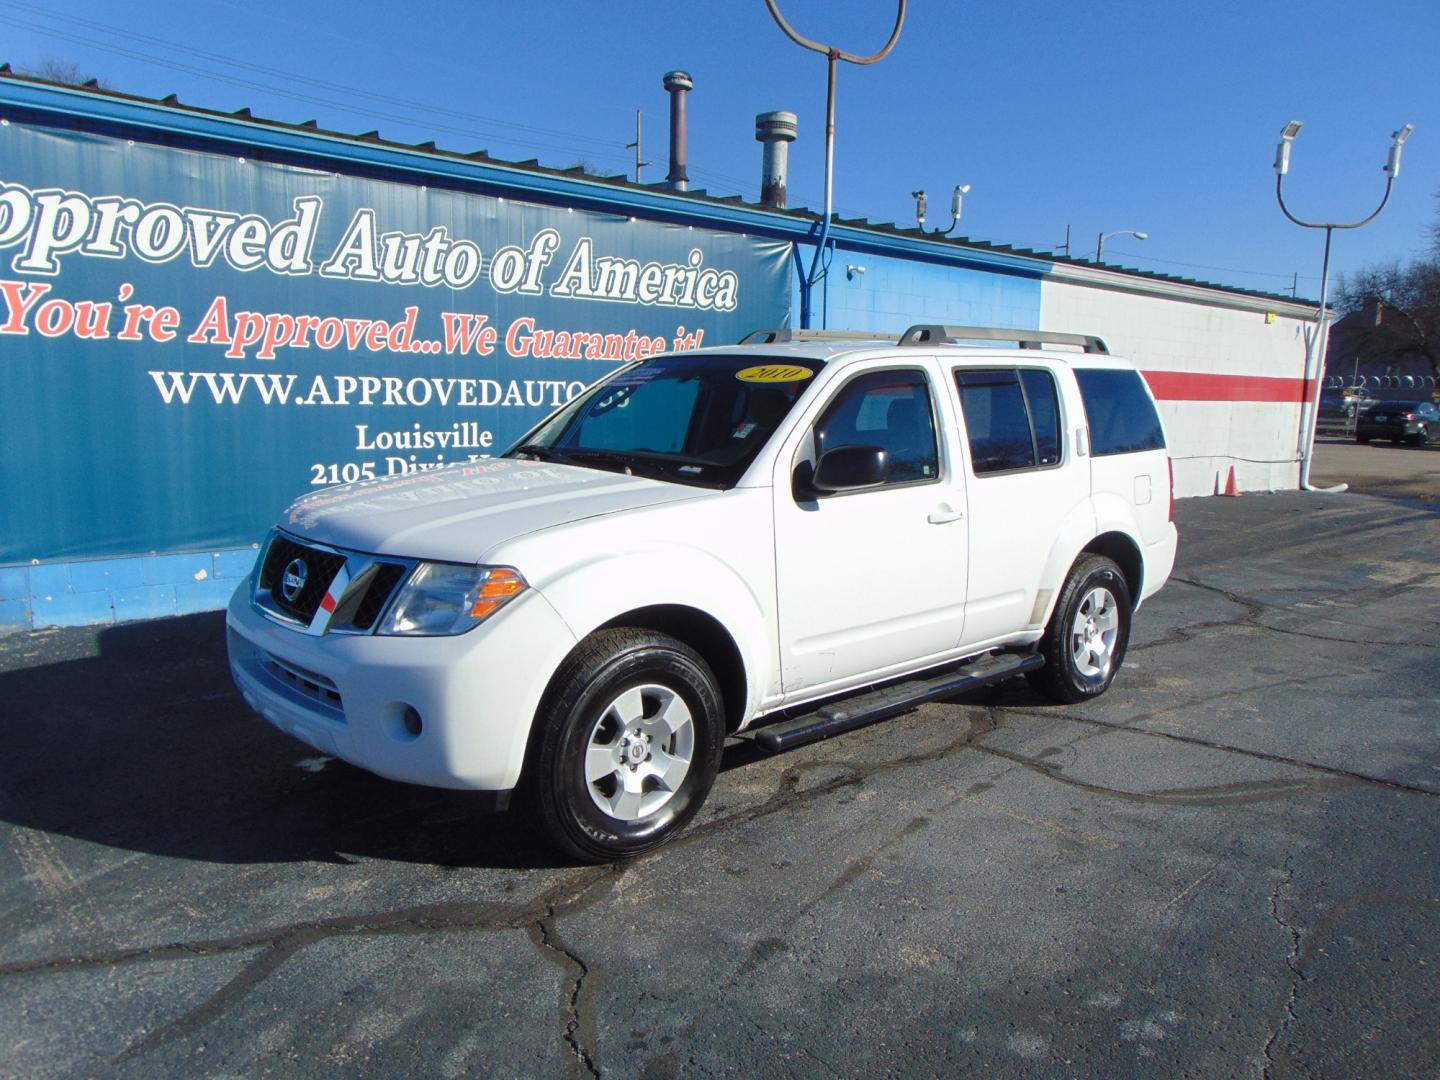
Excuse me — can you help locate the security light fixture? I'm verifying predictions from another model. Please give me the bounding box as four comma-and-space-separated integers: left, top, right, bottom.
1275, 120, 1303, 175
912, 185, 969, 236
846, 264, 867, 280
1385, 123, 1414, 178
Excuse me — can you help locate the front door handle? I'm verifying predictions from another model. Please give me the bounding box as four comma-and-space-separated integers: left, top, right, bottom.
927, 505, 964, 524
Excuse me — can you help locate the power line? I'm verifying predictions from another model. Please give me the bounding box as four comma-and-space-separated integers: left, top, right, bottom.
2, 6, 639, 167
1100, 246, 1318, 284
2, 0, 632, 152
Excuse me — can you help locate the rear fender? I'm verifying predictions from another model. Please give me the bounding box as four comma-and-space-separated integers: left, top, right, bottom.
1031, 500, 1101, 629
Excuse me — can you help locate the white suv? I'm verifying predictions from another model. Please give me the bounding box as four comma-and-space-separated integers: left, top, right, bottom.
227, 325, 1177, 860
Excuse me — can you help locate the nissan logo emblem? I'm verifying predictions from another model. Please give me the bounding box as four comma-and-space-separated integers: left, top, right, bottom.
281, 558, 309, 603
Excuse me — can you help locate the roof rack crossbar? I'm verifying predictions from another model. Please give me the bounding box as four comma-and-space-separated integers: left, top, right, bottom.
739, 328, 901, 345
897, 324, 1109, 354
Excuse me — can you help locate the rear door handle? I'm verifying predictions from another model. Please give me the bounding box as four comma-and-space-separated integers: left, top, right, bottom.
927, 506, 964, 524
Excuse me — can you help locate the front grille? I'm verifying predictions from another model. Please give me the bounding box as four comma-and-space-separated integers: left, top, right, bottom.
260, 654, 344, 713
259, 535, 346, 623
349, 562, 408, 630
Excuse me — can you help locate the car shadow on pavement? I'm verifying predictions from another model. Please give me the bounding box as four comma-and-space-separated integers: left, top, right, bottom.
0, 613, 576, 870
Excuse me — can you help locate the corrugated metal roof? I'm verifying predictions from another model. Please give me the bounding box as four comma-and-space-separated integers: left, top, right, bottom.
0, 66, 1314, 308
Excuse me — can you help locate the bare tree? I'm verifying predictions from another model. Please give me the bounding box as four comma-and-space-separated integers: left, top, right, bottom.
1335, 191, 1440, 377
23, 58, 107, 89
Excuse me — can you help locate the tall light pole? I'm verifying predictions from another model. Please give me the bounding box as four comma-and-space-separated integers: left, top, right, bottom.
1095, 229, 1148, 263
765, 0, 905, 329
1275, 120, 1413, 491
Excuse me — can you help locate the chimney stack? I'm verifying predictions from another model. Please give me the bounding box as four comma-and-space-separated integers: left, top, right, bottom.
755, 111, 798, 208
663, 70, 693, 192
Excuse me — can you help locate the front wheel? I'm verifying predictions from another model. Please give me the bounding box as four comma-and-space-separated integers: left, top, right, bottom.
527, 629, 725, 862
1026, 554, 1133, 704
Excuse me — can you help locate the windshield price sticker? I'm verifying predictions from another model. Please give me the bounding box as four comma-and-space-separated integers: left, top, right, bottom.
736, 364, 814, 384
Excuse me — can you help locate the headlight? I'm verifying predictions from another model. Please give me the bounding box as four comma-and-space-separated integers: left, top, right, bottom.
377, 563, 527, 636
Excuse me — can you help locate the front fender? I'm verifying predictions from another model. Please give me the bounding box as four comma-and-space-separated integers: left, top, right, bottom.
535, 545, 774, 723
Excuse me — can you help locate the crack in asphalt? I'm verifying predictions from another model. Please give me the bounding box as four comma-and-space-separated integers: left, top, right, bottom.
529, 907, 602, 1079
999, 708, 1440, 800
0, 866, 625, 1067
970, 743, 1355, 806
1261, 857, 1302, 1079
1169, 575, 1440, 651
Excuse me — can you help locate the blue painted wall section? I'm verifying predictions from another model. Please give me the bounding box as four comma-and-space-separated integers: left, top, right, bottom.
0, 548, 258, 631
794, 248, 1045, 336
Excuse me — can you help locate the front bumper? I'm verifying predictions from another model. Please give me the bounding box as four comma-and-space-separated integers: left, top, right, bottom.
226, 581, 578, 792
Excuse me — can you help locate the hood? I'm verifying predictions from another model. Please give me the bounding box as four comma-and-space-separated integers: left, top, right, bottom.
280, 458, 711, 563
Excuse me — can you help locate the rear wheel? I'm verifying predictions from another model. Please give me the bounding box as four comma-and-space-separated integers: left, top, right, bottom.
1410, 428, 1428, 447
1356, 434, 1371, 444
527, 629, 725, 862
1027, 554, 1133, 704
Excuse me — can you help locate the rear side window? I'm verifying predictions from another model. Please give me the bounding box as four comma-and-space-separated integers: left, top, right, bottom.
955, 368, 1063, 474
1075, 368, 1166, 456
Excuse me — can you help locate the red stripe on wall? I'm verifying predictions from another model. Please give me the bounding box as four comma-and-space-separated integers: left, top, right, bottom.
1141, 371, 1311, 404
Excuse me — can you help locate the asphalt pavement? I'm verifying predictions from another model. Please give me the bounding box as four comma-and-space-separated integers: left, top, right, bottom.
2, 485, 1437, 1077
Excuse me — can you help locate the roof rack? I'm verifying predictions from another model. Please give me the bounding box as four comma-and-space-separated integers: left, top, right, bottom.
739, 328, 901, 345
898, 324, 1109, 354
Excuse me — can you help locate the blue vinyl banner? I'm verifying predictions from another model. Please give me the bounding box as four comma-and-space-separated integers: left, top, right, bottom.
0, 120, 791, 562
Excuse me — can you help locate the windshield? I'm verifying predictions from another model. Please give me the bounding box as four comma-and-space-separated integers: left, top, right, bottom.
505, 354, 823, 487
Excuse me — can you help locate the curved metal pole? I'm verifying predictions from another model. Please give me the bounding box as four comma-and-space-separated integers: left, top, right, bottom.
763, 0, 905, 64
1275, 174, 1394, 232
1276, 173, 1396, 492
765, 0, 906, 327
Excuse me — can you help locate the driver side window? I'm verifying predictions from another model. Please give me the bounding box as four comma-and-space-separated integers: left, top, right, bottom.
813, 369, 939, 487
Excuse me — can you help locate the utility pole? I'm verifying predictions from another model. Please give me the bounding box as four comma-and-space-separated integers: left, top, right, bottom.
626, 109, 652, 184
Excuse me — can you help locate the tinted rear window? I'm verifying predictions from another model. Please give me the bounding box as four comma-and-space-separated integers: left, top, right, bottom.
1075, 368, 1166, 456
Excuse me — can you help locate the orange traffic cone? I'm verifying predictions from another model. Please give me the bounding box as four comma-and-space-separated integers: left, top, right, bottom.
1221, 465, 1241, 497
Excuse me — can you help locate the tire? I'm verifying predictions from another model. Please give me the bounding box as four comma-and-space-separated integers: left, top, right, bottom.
1410, 428, 1428, 447
527, 628, 725, 862
1356, 434, 1371, 444
1026, 554, 1133, 704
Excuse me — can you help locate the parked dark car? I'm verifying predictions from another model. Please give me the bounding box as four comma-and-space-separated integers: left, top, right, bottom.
1355, 399, 1439, 446
1319, 389, 1375, 422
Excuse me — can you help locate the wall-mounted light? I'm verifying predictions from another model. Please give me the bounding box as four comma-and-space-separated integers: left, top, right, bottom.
846, 264, 867, 281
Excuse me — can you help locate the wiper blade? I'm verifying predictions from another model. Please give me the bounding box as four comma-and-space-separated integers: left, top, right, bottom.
559, 448, 645, 475
509, 444, 570, 464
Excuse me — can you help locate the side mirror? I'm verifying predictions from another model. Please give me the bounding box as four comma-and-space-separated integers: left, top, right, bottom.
812, 445, 888, 494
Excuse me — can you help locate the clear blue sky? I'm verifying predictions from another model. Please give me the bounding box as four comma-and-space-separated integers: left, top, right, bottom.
6, 0, 1437, 301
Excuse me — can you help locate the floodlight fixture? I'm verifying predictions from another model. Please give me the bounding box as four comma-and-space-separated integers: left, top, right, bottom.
1385, 123, 1414, 178
911, 189, 928, 228
1275, 120, 1303, 175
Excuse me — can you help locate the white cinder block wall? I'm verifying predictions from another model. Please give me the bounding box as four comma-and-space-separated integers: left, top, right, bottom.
1040, 266, 1318, 498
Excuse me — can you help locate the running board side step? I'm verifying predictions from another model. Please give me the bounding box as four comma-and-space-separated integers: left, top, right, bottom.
754, 652, 1044, 754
